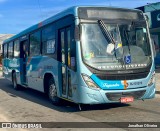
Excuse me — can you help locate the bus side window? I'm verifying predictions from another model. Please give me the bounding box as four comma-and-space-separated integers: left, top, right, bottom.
3, 44, 8, 58
30, 31, 41, 56
8, 42, 13, 58
42, 24, 56, 57
14, 40, 20, 58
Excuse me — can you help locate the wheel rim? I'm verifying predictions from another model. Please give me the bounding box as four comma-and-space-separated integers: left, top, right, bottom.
49, 84, 57, 102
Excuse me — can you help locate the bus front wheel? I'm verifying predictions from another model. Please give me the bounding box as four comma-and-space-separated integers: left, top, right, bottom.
48, 78, 60, 105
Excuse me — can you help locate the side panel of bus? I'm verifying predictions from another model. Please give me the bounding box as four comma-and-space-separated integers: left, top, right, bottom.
24, 15, 78, 102
2, 40, 21, 84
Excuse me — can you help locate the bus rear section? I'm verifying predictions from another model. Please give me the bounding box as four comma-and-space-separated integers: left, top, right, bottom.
73, 7, 155, 104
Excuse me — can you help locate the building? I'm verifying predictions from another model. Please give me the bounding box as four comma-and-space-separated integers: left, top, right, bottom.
136, 2, 160, 67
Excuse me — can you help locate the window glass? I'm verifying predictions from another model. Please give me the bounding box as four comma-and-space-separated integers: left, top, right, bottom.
8, 42, 13, 58
30, 31, 41, 56
46, 40, 55, 54
14, 40, 20, 57
135, 28, 149, 55
67, 29, 71, 68
4, 44, 8, 58
42, 24, 55, 54
61, 31, 65, 64
81, 23, 151, 71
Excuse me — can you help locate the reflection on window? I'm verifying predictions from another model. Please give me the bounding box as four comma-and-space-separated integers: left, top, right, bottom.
4, 44, 8, 58
8, 42, 13, 58
67, 29, 71, 68
14, 40, 20, 57
81, 23, 151, 70
42, 25, 55, 54
61, 31, 65, 64
136, 28, 149, 55
81, 24, 110, 60
46, 40, 55, 54
30, 31, 41, 56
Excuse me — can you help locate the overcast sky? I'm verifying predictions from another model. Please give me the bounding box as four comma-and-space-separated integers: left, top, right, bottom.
0, 0, 159, 34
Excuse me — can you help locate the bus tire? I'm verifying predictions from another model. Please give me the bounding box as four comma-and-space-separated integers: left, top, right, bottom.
48, 78, 60, 105
12, 72, 20, 90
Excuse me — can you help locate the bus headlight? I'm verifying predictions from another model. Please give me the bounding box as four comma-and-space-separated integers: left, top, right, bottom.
81, 74, 100, 90
147, 72, 155, 87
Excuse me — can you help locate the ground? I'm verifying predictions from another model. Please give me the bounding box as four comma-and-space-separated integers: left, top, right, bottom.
0, 69, 159, 130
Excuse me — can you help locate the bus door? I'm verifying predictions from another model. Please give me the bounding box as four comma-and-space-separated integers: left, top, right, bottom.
59, 27, 72, 98
20, 40, 28, 84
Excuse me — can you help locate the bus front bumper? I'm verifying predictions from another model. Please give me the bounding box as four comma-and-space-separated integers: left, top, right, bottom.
78, 84, 155, 104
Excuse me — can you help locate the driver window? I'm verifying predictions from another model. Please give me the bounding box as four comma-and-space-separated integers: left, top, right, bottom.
85, 25, 99, 58
136, 29, 144, 47
136, 28, 148, 55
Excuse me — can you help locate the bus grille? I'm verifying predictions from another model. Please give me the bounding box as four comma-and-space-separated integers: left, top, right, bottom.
106, 90, 146, 101
96, 72, 148, 80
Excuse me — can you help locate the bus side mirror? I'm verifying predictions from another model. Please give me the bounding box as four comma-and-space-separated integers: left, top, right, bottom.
151, 38, 156, 58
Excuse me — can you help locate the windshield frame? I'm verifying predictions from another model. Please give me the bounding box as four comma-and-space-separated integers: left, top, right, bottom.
79, 20, 152, 72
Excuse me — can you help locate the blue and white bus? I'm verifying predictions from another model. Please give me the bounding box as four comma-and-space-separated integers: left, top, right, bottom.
2, 6, 156, 106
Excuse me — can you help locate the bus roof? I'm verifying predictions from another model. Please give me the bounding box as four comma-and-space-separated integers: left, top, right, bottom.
3, 6, 142, 44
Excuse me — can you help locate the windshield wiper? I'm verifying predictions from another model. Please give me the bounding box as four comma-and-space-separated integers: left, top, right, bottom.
97, 20, 117, 59
98, 20, 116, 45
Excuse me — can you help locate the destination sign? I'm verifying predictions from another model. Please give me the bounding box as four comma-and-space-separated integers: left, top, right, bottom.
78, 7, 144, 20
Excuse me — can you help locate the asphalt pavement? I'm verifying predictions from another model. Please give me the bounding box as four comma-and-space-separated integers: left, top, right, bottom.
0, 70, 160, 130
0, 78, 160, 130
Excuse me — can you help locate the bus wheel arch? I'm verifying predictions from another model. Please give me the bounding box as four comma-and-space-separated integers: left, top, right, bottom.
44, 73, 54, 93
44, 73, 60, 104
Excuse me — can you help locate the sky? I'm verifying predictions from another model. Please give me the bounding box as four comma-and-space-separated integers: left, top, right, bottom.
0, 0, 160, 34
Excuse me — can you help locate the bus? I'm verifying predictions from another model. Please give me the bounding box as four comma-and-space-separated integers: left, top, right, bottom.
2, 6, 156, 106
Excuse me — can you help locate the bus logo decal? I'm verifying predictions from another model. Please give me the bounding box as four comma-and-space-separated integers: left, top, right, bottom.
123, 80, 128, 90
102, 83, 120, 88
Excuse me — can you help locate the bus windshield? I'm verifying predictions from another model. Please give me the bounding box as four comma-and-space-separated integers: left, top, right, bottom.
81, 21, 151, 70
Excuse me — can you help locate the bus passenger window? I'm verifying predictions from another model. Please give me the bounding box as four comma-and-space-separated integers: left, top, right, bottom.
30, 31, 41, 56
14, 40, 20, 58
42, 24, 56, 55
8, 42, 13, 58
3, 44, 8, 58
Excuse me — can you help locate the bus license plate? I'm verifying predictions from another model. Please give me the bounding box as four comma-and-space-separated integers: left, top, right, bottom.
120, 97, 134, 103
